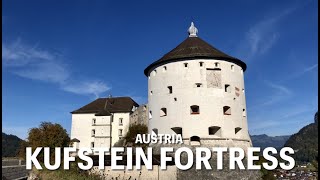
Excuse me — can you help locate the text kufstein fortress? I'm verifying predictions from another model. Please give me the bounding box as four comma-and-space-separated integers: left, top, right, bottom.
26, 133, 295, 170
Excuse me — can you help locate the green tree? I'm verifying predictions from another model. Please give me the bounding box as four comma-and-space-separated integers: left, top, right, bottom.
124, 124, 148, 148
19, 122, 70, 161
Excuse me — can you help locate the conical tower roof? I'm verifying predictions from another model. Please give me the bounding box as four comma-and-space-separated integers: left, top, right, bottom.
144, 23, 246, 76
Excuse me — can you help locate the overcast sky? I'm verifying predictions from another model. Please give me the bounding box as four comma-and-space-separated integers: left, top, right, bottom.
2, 0, 318, 139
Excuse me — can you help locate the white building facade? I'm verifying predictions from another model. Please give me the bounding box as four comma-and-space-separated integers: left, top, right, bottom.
70, 97, 139, 153
144, 23, 252, 149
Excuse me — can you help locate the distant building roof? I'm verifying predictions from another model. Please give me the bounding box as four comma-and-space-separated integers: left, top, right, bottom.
71, 97, 139, 114
144, 23, 246, 76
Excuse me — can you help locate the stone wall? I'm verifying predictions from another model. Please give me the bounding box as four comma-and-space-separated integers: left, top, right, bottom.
90, 165, 176, 180
130, 104, 148, 126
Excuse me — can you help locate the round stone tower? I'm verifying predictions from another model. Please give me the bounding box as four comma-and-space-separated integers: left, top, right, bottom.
144, 23, 252, 149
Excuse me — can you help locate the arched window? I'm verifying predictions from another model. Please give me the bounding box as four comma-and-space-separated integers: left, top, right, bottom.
223, 106, 231, 115
190, 136, 200, 146
208, 126, 221, 136
190, 105, 200, 114
243, 109, 246, 117
160, 108, 167, 117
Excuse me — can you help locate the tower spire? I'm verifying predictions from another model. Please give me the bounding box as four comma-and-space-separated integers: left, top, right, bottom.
188, 22, 198, 37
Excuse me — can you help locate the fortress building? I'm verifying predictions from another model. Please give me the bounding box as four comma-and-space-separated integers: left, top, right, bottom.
144, 22, 252, 148
70, 97, 139, 152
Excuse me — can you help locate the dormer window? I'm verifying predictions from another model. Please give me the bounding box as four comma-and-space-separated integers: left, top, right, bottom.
163, 66, 167, 72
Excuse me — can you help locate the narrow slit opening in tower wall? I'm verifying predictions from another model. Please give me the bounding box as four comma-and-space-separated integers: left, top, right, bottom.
225, 84, 231, 93
168, 86, 173, 94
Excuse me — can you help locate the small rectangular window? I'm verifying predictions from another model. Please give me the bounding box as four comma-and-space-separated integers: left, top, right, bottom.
223, 106, 231, 115
195, 83, 202, 88
168, 86, 173, 94
91, 142, 95, 148
91, 129, 95, 137
119, 129, 123, 137
225, 84, 231, 93
152, 128, 158, 135
199, 62, 204, 67
119, 118, 123, 126
92, 118, 96, 125
190, 105, 200, 114
160, 108, 167, 117
209, 126, 221, 136
184, 63, 188, 68
235, 127, 242, 134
